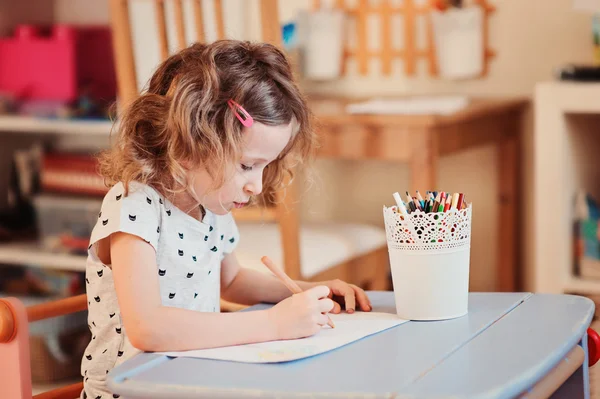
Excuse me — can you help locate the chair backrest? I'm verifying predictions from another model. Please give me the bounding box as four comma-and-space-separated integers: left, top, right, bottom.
0, 294, 87, 399
108, 0, 302, 279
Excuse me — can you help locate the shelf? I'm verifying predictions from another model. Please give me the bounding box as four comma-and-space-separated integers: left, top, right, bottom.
0, 115, 113, 135
536, 82, 600, 114
533, 81, 600, 294
565, 277, 600, 295
0, 242, 86, 272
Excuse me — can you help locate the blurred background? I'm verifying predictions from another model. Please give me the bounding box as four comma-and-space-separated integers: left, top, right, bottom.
1, 0, 600, 394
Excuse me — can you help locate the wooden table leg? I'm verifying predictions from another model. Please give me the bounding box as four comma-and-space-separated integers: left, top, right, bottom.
410, 130, 437, 194
498, 135, 519, 292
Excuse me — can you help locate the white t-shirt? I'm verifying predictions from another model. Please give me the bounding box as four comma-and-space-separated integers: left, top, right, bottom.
80, 181, 239, 399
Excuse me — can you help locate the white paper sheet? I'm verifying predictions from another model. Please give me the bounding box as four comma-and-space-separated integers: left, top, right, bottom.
346, 96, 469, 116
160, 312, 407, 363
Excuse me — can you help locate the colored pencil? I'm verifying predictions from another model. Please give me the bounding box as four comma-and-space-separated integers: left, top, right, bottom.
393, 192, 409, 215
416, 191, 425, 209
405, 192, 416, 212
457, 193, 464, 210
451, 192, 460, 209
443, 195, 451, 212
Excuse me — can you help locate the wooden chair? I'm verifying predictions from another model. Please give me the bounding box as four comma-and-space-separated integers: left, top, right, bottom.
108, 0, 390, 290
0, 294, 87, 399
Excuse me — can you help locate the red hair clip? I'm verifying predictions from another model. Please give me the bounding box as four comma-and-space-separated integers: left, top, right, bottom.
227, 99, 253, 127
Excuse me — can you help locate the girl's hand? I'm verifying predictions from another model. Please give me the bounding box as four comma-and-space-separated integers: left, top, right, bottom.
323, 280, 372, 314
267, 285, 334, 340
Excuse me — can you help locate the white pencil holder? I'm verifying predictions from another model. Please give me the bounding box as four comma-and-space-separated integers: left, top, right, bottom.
297, 9, 345, 80
383, 206, 472, 320
431, 6, 484, 79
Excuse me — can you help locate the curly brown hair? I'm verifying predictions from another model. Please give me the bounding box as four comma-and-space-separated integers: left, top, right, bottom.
99, 40, 316, 204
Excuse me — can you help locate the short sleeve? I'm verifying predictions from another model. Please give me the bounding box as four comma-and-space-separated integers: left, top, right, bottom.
220, 212, 240, 257
89, 182, 161, 252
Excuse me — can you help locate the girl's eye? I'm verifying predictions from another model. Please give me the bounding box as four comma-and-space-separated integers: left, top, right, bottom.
241, 164, 253, 171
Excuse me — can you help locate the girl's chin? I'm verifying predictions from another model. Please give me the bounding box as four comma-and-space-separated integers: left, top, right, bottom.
210, 207, 231, 215
206, 201, 244, 215
209, 204, 235, 215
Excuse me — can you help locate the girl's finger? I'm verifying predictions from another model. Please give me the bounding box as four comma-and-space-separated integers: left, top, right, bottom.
331, 300, 342, 314
316, 313, 329, 326
352, 285, 371, 311
307, 285, 331, 299
330, 282, 356, 313
318, 298, 335, 313
340, 285, 356, 313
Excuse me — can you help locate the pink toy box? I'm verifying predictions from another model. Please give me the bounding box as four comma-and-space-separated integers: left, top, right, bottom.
0, 24, 117, 104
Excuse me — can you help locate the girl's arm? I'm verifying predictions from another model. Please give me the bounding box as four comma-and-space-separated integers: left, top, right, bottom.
219, 252, 302, 305
220, 252, 372, 312
111, 232, 331, 352
111, 232, 275, 351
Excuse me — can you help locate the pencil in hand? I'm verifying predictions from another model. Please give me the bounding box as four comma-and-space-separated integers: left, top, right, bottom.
261, 256, 335, 329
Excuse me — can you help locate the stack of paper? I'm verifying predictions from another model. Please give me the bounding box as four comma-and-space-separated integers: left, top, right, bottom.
346, 96, 469, 116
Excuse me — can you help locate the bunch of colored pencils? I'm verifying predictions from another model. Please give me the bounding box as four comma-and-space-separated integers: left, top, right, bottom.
392, 191, 469, 215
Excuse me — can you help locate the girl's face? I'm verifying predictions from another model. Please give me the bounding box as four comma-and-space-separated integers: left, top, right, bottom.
186, 122, 293, 216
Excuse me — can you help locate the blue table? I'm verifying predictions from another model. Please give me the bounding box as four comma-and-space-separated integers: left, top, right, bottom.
107, 292, 595, 398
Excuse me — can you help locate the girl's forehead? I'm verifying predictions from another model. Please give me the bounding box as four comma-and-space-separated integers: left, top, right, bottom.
241, 122, 293, 160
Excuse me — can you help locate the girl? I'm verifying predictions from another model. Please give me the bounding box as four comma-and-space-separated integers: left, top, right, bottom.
82, 40, 371, 398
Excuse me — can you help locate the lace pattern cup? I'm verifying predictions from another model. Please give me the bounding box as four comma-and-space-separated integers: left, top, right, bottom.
383, 205, 472, 320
